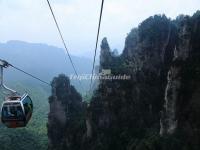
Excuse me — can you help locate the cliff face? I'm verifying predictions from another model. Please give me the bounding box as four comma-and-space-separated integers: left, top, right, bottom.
88, 12, 200, 150
47, 74, 86, 150
160, 16, 193, 135
48, 11, 200, 150
88, 15, 175, 150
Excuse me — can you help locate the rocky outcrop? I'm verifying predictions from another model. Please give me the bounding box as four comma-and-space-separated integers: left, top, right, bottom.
86, 14, 175, 150
47, 74, 85, 150
100, 38, 113, 70
87, 12, 200, 150
48, 11, 200, 150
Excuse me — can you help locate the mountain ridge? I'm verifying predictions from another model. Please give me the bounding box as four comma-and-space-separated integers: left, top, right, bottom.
0, 40, 93, 92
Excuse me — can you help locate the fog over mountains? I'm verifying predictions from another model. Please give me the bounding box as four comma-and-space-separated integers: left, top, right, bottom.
0, 40, 93, 92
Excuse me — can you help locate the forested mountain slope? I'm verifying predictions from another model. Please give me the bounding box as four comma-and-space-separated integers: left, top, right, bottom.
0, 41, 92, 93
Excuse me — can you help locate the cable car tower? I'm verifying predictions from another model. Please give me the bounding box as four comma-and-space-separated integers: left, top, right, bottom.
0, 59, 33, 128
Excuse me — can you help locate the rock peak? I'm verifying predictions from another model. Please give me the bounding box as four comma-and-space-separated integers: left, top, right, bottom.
100, 37, 112, 69
101, 37, 110, 50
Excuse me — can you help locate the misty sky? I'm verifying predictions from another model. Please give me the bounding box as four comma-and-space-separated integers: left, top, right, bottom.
0, 0, 199, 58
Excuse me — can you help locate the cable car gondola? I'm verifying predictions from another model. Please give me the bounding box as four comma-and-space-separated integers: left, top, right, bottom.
0, 59, 33, 128
1, 94, 33, 128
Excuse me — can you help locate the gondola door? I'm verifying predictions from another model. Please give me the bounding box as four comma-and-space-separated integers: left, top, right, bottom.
22, 95, 33, 124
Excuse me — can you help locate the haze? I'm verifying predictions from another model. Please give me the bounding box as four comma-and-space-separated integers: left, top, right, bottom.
0, 0, 199, 58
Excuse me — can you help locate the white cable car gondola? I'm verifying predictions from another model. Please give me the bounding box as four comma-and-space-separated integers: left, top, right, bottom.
0, 59, 33, 128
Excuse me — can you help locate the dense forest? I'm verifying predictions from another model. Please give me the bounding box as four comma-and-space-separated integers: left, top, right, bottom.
48, 11, 200, 150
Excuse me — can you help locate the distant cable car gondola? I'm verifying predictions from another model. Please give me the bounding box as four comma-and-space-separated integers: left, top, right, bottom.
0, 59, 33, 128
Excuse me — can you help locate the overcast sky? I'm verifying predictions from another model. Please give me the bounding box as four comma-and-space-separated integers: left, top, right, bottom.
0, 0, 199, 58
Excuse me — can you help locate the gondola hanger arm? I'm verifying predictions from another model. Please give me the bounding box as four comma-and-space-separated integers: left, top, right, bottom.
0, 59, 17, 94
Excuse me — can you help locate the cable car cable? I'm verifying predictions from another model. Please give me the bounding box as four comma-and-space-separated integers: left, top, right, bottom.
9, 64, 51, 86
89, 0, 104, 91
46, 0, 84, 91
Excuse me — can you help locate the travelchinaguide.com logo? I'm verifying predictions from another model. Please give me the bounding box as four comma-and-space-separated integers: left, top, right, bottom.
70, 69, 131, 81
